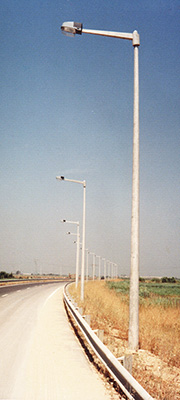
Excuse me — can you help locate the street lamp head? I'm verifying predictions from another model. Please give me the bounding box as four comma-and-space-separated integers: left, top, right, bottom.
56, 176, 64, 180
61, 219, 66, 223
61, 21, 83, 36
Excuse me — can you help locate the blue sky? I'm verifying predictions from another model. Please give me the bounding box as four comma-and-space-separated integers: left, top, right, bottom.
0, 0, 180, 277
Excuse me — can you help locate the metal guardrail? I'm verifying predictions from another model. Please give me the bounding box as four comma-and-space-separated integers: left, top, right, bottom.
0, 278, 68, 283
63, 284, 154, 400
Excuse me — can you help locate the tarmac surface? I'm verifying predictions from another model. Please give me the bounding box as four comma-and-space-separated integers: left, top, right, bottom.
0, 283, 115, 399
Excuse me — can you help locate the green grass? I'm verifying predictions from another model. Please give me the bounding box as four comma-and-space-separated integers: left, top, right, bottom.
106, 279, 180, 307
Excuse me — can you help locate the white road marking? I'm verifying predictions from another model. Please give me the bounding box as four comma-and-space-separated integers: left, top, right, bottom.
1, 294, 8, 298
43, 287, 61, 308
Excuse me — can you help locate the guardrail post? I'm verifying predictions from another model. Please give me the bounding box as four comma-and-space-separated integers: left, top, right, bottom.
97, 329, 104, 343
123, 354, 133, 375
83, 315, 91, 326
93, 329, 104, 343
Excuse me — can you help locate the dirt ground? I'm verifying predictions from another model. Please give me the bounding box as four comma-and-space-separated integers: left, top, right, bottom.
104, 330, 180, 399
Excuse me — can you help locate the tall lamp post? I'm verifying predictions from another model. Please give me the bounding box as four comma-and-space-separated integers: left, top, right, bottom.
61, 219, 80, 288
86, 249, 89, 282
92, 253, 96, 281
102, 258, 106, 280
90, 252, 96, 281
56, 176, 86, 301
97, 255, 101, 280
60, 22, 140, 350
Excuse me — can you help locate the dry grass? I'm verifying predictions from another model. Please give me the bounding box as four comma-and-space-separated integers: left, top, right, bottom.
68, 280, 180, 400
139, 304, 180, 367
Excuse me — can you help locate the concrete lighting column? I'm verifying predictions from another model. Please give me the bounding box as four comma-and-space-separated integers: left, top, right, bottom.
60, 23, 140, 350
102, 258, 106, 280
56, 176, 86, 301
107, 260, 110, 279
89, 252, 95, 280
111, 262, 113, 279
61, 219, 80, 288
86, 249, 89, 282
128, 37, 140, 350
97, 255, 101, 280
116, 264, 118, 279
93, 253, 96, 281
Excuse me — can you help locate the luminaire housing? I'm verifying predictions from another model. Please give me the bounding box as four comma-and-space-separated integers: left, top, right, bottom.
61, 22, 83, 36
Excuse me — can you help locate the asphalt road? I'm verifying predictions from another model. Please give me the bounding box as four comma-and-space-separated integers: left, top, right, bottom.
0, 283, 114, 399
0, 280, 66, 296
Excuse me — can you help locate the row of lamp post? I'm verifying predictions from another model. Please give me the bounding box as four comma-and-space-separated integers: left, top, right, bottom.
61, 219, 80, 288
83, 252, 117, 281
61, 218, 118, 282
58, 21, 140, 351
56, 176, 86, 301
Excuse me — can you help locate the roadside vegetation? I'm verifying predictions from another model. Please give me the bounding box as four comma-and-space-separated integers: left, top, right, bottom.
0, 271, 66, 285
107, 278, 180, 307
68, 279, 180, 399
0, 271, 14, 279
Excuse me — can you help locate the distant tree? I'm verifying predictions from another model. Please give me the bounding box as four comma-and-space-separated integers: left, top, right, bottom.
162, 276, 176, 283
170, 277, 176, 283
0, 271, 6, 279
0, 271, 14, 279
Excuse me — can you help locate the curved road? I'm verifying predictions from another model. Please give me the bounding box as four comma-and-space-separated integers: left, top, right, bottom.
0, 283, 115, 399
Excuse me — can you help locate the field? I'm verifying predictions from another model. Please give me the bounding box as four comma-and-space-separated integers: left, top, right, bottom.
68, 279, 180, 400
